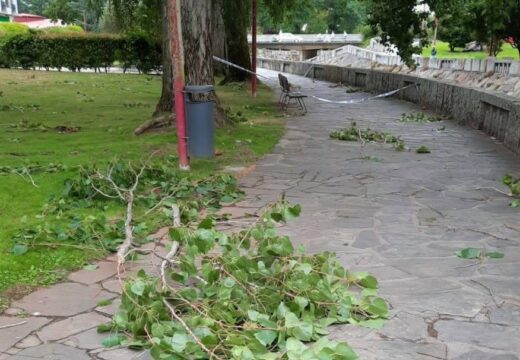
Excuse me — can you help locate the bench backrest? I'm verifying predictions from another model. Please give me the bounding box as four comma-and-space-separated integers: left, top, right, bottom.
278, 73, 291, 93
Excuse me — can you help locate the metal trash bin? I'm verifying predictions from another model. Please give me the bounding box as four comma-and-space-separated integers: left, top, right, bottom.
185, 85, 215, 159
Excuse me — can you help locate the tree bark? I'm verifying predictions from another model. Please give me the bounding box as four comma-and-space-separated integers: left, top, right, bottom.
221, 0, 251, 83
152, 0, 227, 126
154, 0, 174, 115
181, 0, 214, 88
212, 0, 227, 76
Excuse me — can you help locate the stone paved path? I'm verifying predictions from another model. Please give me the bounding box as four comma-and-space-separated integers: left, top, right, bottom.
1, 69, 519, 359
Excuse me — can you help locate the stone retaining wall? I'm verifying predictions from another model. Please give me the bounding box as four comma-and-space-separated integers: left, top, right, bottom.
259, 58, 520, 156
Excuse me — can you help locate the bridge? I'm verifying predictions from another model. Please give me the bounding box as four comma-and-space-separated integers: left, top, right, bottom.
248, 33, 363, 61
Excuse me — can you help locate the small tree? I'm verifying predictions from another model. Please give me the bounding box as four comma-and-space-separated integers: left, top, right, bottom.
504, 0, 520, 57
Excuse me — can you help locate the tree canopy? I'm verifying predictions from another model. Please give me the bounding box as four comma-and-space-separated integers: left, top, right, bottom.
368, 0, 520, 64
259, 0, 367, 34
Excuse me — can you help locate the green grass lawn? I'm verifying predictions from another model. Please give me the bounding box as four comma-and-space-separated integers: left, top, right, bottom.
0, 69, 284, 307
421, 41, 519, 60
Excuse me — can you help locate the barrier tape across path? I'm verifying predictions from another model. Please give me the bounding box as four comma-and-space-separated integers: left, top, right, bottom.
213, 56, 418, 105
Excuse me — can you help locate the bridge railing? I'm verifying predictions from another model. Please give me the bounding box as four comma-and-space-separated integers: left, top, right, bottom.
305, 44, 520, 76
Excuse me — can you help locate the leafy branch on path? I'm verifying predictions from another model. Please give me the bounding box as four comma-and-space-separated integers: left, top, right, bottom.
98, 199, 389, 359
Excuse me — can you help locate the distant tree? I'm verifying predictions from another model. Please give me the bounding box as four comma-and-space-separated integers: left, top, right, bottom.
219, 0, 251, 82
368, 0, 519, 63
19, 0, 49, 15
44, 0, 79, 24
44, 0, 106, 30
436, 0, 472, 51
324, 0, 366, 33
259, 0, 367, 34
503, 0, 520, 56
367, 0, 428, 66
464, 0, 510, 56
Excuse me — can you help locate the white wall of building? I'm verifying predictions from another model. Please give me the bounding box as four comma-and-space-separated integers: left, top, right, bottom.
1, 0, 18, 16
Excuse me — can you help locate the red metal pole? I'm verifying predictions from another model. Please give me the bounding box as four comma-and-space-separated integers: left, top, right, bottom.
251, 0, 257, 97
169, 0, 190, 170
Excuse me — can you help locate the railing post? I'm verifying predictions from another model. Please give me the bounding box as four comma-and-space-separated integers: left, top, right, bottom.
486, 57, 496, 73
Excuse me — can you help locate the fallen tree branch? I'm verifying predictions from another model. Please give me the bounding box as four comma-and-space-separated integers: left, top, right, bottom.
0, 321, 27, 330
162, 298, 224, 360
134, 114, 173, 136
161, 204, 181, 287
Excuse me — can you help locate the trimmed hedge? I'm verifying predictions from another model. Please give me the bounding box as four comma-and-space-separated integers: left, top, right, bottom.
0, 32, 161, 73
0, 23, 31, 67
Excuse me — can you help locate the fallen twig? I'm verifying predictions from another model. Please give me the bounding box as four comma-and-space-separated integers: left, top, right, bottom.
0, 321, 27, 330
162, 298, 224, 360
161, 204, 181, 288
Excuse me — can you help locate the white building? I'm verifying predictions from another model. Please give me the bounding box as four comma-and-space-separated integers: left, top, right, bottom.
0, 0, 18, 21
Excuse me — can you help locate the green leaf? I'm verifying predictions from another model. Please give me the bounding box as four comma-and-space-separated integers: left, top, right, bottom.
223, 277, 236, 288
455, 247, 482, 259
277, 302, 290, 319
97, 322, 113, 333
359, 318, 386, 329
294, 296, 309, 312
102, 335, 125, 348
12, 244, 28, 256
286, 338, 307, 358
220, 195, 235, 204
367, 297, 388, 317
114, 311, 128, 328
151, 323, 167, 338
486, 251, 504, 259
170, 332, 189, 352
285, 313, 313, 341
231, 346, 256, 360
198, 217, 214, 229
96, 299, 113, 307
254, 330, 277, 346
356, 274, 378, 289
130, 280, 145, 296
247, 310, 260, 322
296, 263, 312, 275
416, 145, 431, 154
83, 264, 98, 271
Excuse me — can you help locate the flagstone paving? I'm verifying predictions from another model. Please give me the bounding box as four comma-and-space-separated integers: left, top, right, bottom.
1, 69, 519, 359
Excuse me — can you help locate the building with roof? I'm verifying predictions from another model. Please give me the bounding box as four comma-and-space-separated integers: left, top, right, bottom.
14, 13, 66, 29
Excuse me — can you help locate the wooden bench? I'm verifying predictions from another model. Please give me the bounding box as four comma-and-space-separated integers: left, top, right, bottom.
278, 73, 307, 114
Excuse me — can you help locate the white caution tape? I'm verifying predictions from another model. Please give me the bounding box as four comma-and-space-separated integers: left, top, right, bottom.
213, 56, 271, 79
213, 56, 418, 105
309, 84, 415, 104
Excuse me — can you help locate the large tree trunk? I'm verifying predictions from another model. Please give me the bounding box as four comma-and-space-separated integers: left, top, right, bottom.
154, 0, 173, 115
221, 0, 251, 83
152, 0, 228, 127
181, 0, 214, 87
212, 0, 227, 76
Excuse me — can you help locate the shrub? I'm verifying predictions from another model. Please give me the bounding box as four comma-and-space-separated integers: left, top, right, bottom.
0, 23, 30, 40
0, 23, 31, 67
0, 32, 161, 73
42, 25, 84, 34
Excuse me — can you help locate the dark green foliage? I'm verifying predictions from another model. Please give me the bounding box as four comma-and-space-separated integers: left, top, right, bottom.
455, 247, 504, 260
367, 0, 428, 66
101, 200, 387, 359
1, 33, 161, 73
439, 16, 472, 52
329, 122, 402, 144
399, 112, 445, 123
221, 0, 251, 82
11, 159, 243, 255
260, 0, 366, 34
367, 0, 520, 62
503, 174, 520, 207
416, 145, 431, 154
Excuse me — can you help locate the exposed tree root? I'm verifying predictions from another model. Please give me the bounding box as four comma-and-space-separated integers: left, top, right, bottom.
134, 113, 174, 136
